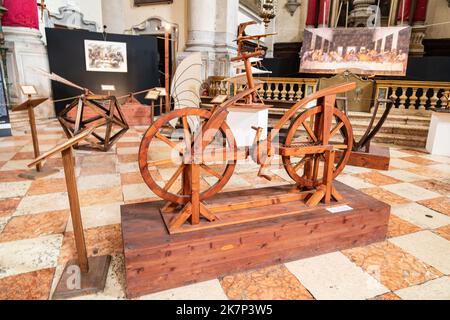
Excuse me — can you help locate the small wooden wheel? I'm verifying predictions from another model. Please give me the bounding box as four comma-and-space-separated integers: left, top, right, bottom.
283, 105, 353, 188
139, 108, 237, 205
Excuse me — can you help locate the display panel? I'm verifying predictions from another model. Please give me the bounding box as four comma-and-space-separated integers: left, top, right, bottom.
300, 27, 412, 76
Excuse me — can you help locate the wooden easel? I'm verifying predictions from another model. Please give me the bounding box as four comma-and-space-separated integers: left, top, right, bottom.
28, 127, 111, 300
13, 96, 59, 180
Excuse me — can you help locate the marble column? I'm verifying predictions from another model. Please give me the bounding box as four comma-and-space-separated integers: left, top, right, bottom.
184, 0, 239, 79
410, 0, 429, 57
306, 0, 319, 27
348, 0, 377, 27
2, 0, 54, 120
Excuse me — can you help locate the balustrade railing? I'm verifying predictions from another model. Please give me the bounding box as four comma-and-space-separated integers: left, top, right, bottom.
208, 77, 450, 112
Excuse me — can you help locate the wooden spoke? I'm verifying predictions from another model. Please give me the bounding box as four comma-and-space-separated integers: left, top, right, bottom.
331, 144, 348, 150
293, 156, 309, 171
182, 116, 192, 152
200, 164, 223, 179
302, 121, 318, 143
147, 158, 178, 167
164, 165, 185, 191
330, 122, 344, 139
155, 132, 185, 155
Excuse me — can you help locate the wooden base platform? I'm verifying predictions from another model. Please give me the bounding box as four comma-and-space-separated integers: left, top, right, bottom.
337, 145, 390, 171
121, 182, 390, 298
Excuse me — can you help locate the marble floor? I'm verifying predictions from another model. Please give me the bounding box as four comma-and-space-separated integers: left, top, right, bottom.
0, 119, 449, 300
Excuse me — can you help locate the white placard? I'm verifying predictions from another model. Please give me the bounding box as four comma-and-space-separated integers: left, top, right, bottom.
327, 205, 354, 214
101, 85, 116, 91
20, 85, 37, 95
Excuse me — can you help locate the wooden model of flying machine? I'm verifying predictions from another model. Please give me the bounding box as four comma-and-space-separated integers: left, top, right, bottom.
138, 22, 356, 233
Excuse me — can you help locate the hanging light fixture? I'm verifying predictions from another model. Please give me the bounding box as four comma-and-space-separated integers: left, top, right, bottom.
285, 0, 301, 16
259, 0, 277, 28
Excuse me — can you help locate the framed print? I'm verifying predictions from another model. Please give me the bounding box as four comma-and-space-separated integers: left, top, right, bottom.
85, 40, 128, 73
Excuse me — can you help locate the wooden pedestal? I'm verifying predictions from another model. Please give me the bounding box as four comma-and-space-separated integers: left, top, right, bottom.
336, 145, 390, 171
121, 182, 390, 298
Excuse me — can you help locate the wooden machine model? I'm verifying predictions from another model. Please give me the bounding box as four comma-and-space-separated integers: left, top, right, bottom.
138, 22, 356, 233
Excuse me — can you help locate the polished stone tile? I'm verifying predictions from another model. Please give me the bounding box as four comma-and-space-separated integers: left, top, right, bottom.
117, 147, 139, 155
118, 154, 137, 163
354, 172, 401, 186
336, 175, 375, 189
0, 234, 63, 279
389, 231, 450, 274
342, 241, 442, 291
0, 268, 55, 300
11, 152, 35, 161
139, 279, 228, 300
66, 202, 122, 232
76, 174, 121, 191
15, 192, 69, 216
79, 187, 123, 207
381, 169, 428, 182
120, 172, 144, 185
434, 225, 450, 241
360, 187, 410, 205
0, 153, 15, 162
27, 178, 66, 196
389, 149, 413, 158
413, 180, 450, 196
0, 210, 69, 243
58, 224, 123, 266
389, 158, 420, 169
0, 181, 32, 199
0, 198, 21, 218
342, 165, 372, 175
394, 277, 450, 300
371, 292, 401, 300
220, 265, 314, 300
391, 202, 450, 229
401, 156, 439, 166
382, 183, 441, 202
418, 197, 450, 217
122, 183, 157, 203
406, 166, 450, 181
285, 252, 388, 300
118, 162, 139, 174
387, 214, 422, 238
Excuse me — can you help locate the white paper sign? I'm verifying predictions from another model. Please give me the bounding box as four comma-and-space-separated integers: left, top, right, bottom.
327, 205, 354, 214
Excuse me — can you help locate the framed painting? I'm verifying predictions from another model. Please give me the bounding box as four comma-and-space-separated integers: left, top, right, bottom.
85, 40, 128, 73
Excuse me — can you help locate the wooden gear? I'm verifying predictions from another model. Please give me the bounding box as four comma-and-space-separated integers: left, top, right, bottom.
138, 22, 355, 232
58, 94, 129, 152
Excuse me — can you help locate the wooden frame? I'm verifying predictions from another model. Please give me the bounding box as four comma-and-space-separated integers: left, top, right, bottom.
58, 94, 129, 152
138, 22, 356, 232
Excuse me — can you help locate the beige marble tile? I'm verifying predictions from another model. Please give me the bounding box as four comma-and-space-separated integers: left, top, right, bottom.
406, 166, 450, 181
353, 172, 401, 186
418, 197, 450, 217
342, 165, 372, 175
360, 187, 410, 206
14, 192, 69, 216
66, 203, 122, 232
389, 158, 421, 169
116, 147, 139, 155
119, 162, 140, 174
389, 231, 450, 274
389, 149, 413, 158
0, 153, 15, 162
220, 265, 314, 300
76, 174, 121, 191
27, 178, 66, 196
342, 241, 442, 291
139, 279, 228, 300
382, 183, 441, 202
79, 187, 123, 207
391, 203, 450, 229
0, 234, 63, 279
394, 277, 450, 300
0, 181, 32, 199
413, 180, 450, 196
122, 183, 157, 203
336, 174, 376, 189
381, 170, 428, 183
285, 252, 389, 300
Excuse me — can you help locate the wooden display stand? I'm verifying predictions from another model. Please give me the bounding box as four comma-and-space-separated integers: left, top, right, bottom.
336, 144, 391, 171
12, 96, 59, 180
121, 181, 390, 298
28, 127, 111, 300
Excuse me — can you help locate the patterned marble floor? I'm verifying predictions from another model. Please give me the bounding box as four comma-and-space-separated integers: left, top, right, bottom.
0, 119, 449, 300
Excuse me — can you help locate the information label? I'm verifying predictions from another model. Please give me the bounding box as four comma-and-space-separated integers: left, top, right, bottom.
327, 205, 354, 214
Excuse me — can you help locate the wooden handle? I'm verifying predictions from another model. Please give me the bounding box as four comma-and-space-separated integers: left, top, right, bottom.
28, 126, 96, 168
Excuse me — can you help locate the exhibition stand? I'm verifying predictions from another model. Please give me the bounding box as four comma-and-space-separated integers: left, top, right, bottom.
426, 109, 450, 156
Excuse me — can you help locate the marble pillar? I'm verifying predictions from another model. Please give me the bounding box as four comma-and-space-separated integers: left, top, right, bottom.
348, 0, 377, 27
184, 0, 239, 79
2, 0, 54, 120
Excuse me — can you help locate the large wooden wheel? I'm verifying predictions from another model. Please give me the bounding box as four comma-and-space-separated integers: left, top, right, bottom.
139, 108, 237, 205
282, 105, 353, 188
